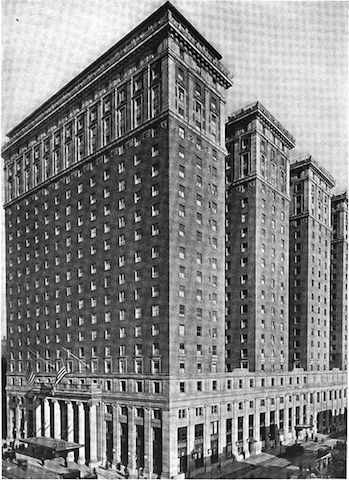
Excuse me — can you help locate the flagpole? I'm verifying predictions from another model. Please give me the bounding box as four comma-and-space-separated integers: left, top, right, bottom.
62, 346, 90, 369
27, 349, 55, 368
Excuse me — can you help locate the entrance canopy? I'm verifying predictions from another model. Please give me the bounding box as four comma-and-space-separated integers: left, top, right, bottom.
20, 437, 82, 453
295, 425, 312, 431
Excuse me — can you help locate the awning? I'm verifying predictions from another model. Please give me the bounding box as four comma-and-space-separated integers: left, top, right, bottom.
295, 425, 312, 431
19, 437, 83, 453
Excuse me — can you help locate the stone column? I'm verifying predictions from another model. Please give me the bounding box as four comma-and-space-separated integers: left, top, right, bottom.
77, 402, 86, 465
67, 402, 75, 462
14, 401, 22, 439
127, 406, 136, 474
219, 403, 226, 463
231, 403, 238, 458
6, 395, 11, 440
53, 400, 61, 439
100, 403, 107, 467
254, 408, 261, 455
8, 406, 14, 441
44, 399, 50, 437
162, 406, 177, 479
243, 403, 249, 457
35, 400, 42, 437
21, 406, 27, 438
143, 407, 152, 477
284, 400, 289, 442
112, 404, 120, 466
89, 403, 98, 467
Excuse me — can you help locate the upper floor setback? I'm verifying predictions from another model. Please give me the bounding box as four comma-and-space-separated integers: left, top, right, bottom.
225, 102, 294, 195
290, 156, 335, 226
2, 1, 232, 153
290, 156, 336, 191
331, 191, 348, 242
226, 102, 296, 149
332, 191, 348, 214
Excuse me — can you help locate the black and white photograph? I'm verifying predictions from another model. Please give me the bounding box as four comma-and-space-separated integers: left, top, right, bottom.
1, 1, 348, 479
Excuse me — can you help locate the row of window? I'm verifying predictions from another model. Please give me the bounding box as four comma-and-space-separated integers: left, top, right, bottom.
6, 65, 163, 200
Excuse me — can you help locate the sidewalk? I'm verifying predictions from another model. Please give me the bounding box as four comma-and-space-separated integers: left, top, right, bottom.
191, 431, 347, 480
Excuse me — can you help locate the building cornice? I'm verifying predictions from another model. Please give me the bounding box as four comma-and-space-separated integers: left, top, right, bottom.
227, 101, 296, 149
290, 156, 336, 189
2, 1, 231, 154
3, 111, 169, 208
331, 191, 348, 204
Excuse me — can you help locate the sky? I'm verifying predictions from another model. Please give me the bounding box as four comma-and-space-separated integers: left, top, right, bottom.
1, 0, 348, 335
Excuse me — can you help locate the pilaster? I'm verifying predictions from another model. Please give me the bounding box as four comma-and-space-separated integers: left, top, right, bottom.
78, 402, 86, 465
127, 405, 136, 473
203, 405, 211, 471
112, 404, 121, 466
187, 407, 195, 475
143, 407, 152, 477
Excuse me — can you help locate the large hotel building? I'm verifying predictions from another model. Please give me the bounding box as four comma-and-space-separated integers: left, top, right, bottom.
2, 2, 347, 478
289, 157, 335, 372
330, 192, 348, 371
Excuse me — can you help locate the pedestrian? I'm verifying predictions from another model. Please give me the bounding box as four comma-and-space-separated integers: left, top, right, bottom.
218, 462, 221, 473
305, 433, 309, 442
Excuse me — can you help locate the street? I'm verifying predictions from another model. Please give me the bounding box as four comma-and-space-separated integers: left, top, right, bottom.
2, 459, 59, 479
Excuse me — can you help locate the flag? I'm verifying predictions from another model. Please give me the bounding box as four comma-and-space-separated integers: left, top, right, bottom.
25, 366, 36, 387
54, 365, 68, 386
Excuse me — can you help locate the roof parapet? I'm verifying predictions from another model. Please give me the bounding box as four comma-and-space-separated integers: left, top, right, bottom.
290, 155, 336, 188
3, 1, 232, 153
227, 101, 295, 148
331, 191, 348, 203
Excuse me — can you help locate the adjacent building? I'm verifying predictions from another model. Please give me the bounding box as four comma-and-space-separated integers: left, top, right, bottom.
2, 2, 347, 479
225, 102, 295, 373
330, 192, 348, 371
289, 157, 335, 372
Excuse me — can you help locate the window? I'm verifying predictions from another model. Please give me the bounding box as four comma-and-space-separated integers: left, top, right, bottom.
178, 408, 186, 419
152, 145, 159, 157
152, 324, 160, 336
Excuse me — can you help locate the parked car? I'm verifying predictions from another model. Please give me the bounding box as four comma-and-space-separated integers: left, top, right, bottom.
2, 449, 16, 462
60, 469, 81, 479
